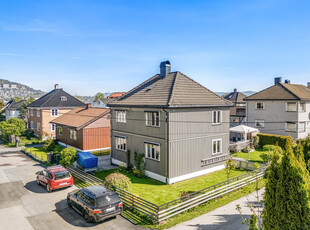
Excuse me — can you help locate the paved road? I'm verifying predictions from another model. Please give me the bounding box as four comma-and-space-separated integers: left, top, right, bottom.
168, 189, 264, 230
0, 150, 143, 230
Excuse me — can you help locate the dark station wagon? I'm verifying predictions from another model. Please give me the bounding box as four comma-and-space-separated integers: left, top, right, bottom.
67, 186, 123, 222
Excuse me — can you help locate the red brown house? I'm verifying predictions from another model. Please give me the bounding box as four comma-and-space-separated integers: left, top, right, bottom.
51, 105, 110, 151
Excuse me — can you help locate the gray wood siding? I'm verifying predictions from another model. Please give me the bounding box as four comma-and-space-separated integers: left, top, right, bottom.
167, 108, 230, 178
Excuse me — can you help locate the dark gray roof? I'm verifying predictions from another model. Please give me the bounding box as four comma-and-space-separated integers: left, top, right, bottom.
108, 71, 232, 108
28, 88, 85, 108
6, 100, 25, 110
224, 91, 246, 104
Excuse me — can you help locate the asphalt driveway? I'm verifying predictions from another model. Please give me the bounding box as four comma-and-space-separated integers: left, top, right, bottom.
0, 150, 143, 230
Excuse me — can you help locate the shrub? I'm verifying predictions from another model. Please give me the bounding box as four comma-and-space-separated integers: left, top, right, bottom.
257, 133, 293, 149
263, 145, 283, 154
132, 167, 145, 178
242, 146, 251, 153
43, 138, 55, 152
252, 135, 259, 148
260, 152, 271, 164
104, 172, 131, 191
59, 147, 77, 167
53, 144, 64, 154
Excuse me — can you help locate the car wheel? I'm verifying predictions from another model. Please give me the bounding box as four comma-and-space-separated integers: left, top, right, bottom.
46, 184, 51, 193
67, 198, 72, 207
36, 177, 40, 185
84, 211, 92, 223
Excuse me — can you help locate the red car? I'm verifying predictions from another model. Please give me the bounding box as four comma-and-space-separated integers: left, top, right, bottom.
36, 165, 73, 192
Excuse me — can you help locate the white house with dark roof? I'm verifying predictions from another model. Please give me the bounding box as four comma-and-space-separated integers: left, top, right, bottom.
245, 77, 310, 139
108, 61, 233, 184
5, 99, 25, 120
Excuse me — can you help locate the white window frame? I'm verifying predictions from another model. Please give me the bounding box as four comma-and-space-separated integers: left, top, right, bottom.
255, 102, 265, 110
299, 122, 306, 133
212, 110, 222, 125
255, 119, 265, 128
145, 142, 160, 161
30, 121, 34, 129
212, 139, 222, 155
37, 122, 40, 132
286, 102, 297, 112
51, 123, 56, 132
30, 109, 33, 116
36, 109, 40, 117
51, 108, 59, 117
145, 111, 160, 127
60, 96, 67, 101
286, 122, 297, 132
300, 103, 306, 112
116, 110, 126, 123
115, 136, 126, 151
69, 129, 77, 140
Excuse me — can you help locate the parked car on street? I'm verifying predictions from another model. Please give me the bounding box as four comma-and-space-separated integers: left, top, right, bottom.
67, 185, 123, 223
36, 165, 73, 192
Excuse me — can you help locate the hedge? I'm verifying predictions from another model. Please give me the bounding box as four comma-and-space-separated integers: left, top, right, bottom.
257, 133, 293, 149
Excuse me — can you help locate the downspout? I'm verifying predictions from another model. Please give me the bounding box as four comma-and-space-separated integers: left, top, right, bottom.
163, 108, 169, 184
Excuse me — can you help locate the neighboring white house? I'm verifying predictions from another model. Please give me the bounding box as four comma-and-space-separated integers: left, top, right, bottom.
245, 77, 310, 140
5, 100, 24, 120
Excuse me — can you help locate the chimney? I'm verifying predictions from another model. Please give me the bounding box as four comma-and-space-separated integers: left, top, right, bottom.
86, 103, 91, 109
307, 82, 310, 88
55, 84, 59, 89
284, 79, 291, 84
274, 77, 282, 85
234, 88, 237, 93
159, 61, 171, 77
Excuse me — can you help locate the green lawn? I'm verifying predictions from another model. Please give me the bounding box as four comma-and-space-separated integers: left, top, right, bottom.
24, 147, 48, 161
3, 136, 44, 147
91, 149, 110, 156
95, 168, 249, 205
232, 149, 269, 164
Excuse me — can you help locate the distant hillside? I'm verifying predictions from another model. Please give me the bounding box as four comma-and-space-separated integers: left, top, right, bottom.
0, 79, 45, 102
216, 91, 256, 97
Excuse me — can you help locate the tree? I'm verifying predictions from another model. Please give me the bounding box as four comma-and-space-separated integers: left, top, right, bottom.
224, 158, 237, 194
18, 97, 35, 121
0, 118, 26, 140
249, 215, 259, 230
93, 92, 105, 102
0, 100, 6, 110
13, 96, 22, 102
60, 147, 77, 167
263, 144, 310, 229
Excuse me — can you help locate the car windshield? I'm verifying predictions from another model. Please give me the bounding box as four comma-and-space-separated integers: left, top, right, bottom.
96, 194, 120, 207
54, 170, 70, 180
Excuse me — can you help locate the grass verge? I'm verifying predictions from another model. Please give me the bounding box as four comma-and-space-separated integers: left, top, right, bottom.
91, 149, 111, 156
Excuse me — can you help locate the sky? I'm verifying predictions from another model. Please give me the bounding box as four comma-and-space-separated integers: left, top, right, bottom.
1, 0, 310, 96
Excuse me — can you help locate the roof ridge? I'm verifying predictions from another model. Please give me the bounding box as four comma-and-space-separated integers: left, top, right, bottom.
168, 72, 179, 106
41, 89, 59, 107
177, 71, 232, 105
279, 83, 301, 100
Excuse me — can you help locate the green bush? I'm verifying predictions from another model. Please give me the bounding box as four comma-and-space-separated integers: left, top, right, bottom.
257, 133, 293, 149
53, 144, 64, 154
263, 145, 283, 154
104, 172, 132, 191
260, 152, 271, 164
59, 147, 77, 167
43, 138, 55, 152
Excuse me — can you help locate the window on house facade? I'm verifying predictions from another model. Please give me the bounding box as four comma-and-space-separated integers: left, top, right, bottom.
116, 110, 126, 123
37, 122, 40, 132
212, 139, 222, 155
300, 103, 306, 112
69, 129, 77, 140
60, 96, 67, 101
37, 109, 40, 117
115, 136, 126, 151
51, 109, 58, 117
299, 122, 306, 132
30, 109, 33, 116
255, 102, 265, 109
30, 121, 34, 129
51, 123, 56, 132
286, 102, 297, 111
212, 111, 222, 124
286, 122, 297, 132
145, 111, 160, 127
58, 127, 63, 136
145, 142, 160, 161
255, 120, 265, 128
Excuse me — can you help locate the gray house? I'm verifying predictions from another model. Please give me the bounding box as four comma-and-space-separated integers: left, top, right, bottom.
245, 77, 310, 140
5, 99, 25, 120
108, 61, 232, 184
224, 89, 247, 127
